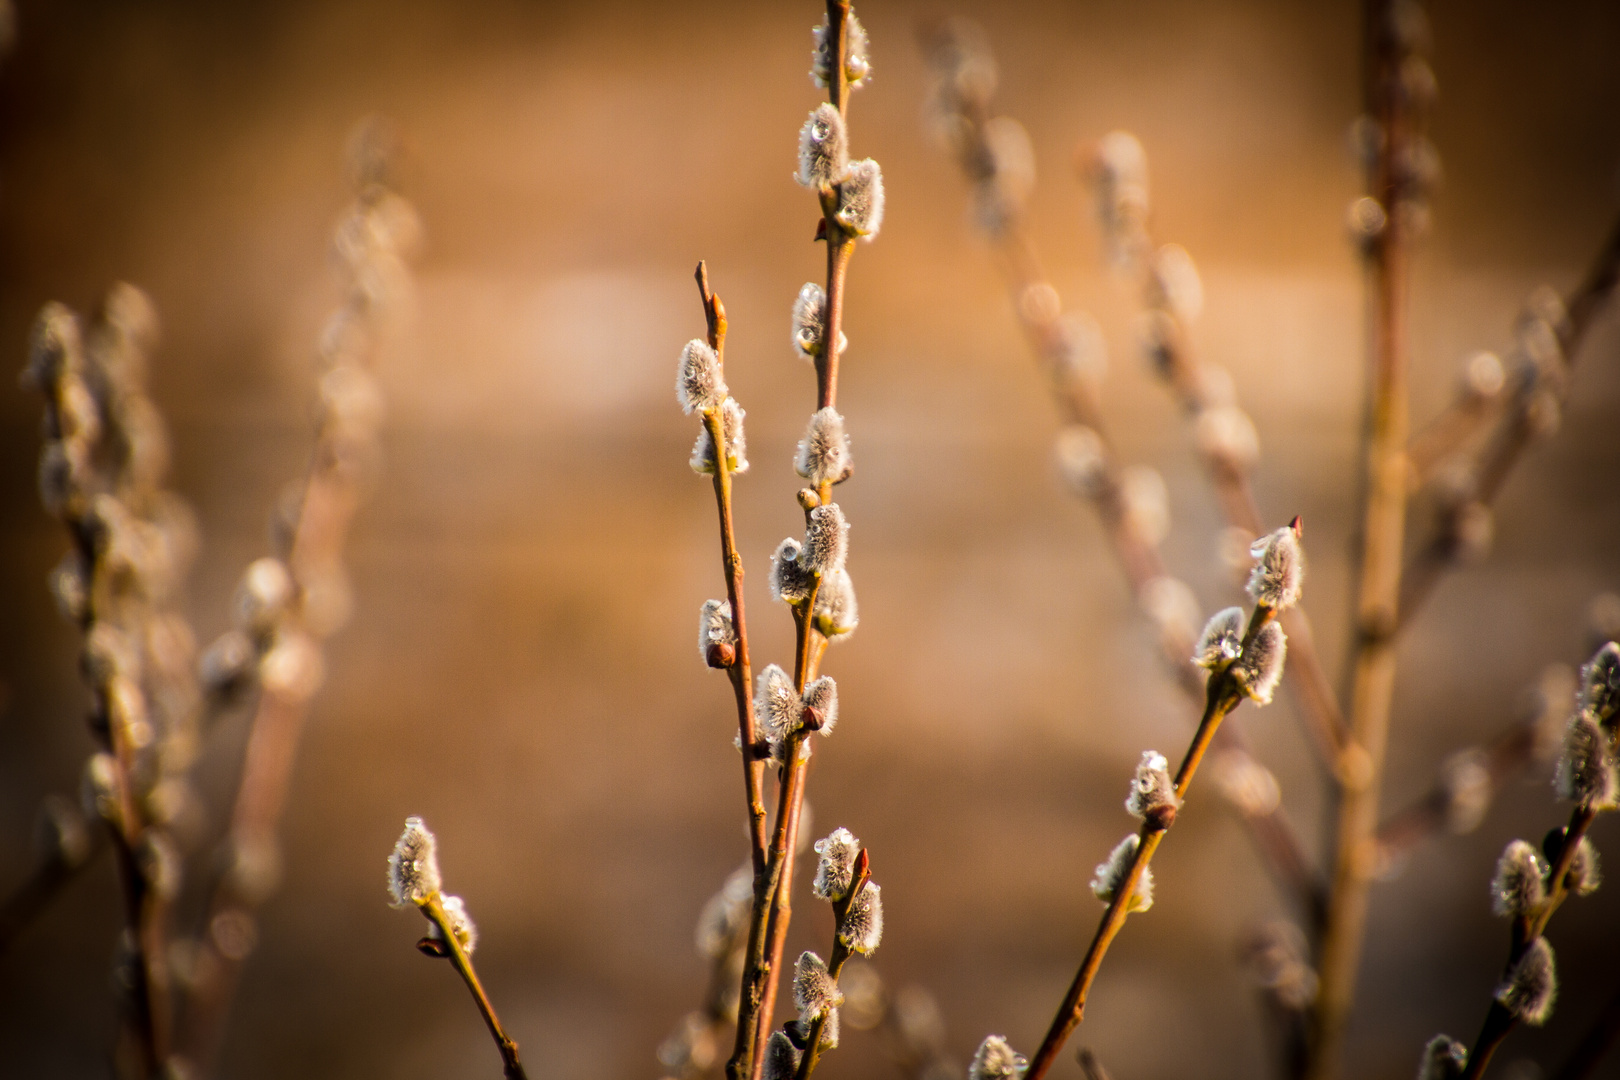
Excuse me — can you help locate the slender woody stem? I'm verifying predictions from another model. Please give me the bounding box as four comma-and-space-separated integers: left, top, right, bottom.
1025, 608, 1275, 1080
1309, 4, 1418, 1073
697, 262, 769, 877
421, 894, 528, 1080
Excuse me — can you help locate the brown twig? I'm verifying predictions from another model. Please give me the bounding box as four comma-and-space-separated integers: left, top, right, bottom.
794, 850, 869, 1080
1025, 602, 1281, 1080
1309, 3, 1426, 1073
919, 23, 1321, 928
1458, 805, 1599, 1080
1398, 214, 1620, 628
696, 262, 769, 878
175, 140, 415, 1072
420, 894, 528, 1080
1078, 1048, 1118, 1080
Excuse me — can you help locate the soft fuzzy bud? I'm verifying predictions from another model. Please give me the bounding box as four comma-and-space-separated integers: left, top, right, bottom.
969, 1035, 1027, 1080
1147, 244, 1203, 324
1562, 834, 1602, 897
234, 557, 294, 635
1233, 622, 1288, 706
1125, 750, 1180, 824
699, 599, 736, 667
836, 159, 885, 238
1490, 840, 1547, 917
811, 9, 871, 89
1554, 712, 1618, 809
1416, 1035, 1468, 1080
35, 795, 93, 869
796, 408, 853, 486
1580, 641, 1620, 723
387, 816, 441, 908
695, 864, 753, 958
1091, 131, 1151, 271
771, 538, 813, 604
1195, 607, 1246, 669
793, 950, 843, 1021
1195, 405, 1261, 469
813, 827, 861, 901
1247, 524, 1304, 611
756, 664, 805, 750
839, 882, 883, 954
805, 503, 849, 576
677, 340, 726, 415
761, 1031, 802, 1080
1244, 921, 1318, 1011
798, 104, 849, 189
1140, 576, 1201, 657
1439, 747, 1492, 835
1120, 465, 1169, 546
429, 894, 478, 955
1213, 750, 1282, 816
1091, 834, 1153, 912
82, 753, 123, 828
199, 629, 257, 698
691, 397, 749, 475
1055, 425, 1109, 498
1054, 313, 1107, 386
813, 567, 859, 640
802, 676, 839, 735
792, 283, 842, 360
1495, 937, 1557, 1026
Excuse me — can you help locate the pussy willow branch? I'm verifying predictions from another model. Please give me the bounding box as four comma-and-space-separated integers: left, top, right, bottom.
1458, 804, 1600, 1080
1102, 216, 1349, 770
418, 894, 529, 1080
795, 854, 869, 1080
696, 261, 769, 877
1078, 1049, 1118, 1080
1373, 664, 1570, 868
920, 28, 1320, 925
176, 172, 411, 1072
1025, 602, 1280, 1080
1398, 213, 1620, 628
738, 6, 859, 1078
1310, 3, 1422, 1072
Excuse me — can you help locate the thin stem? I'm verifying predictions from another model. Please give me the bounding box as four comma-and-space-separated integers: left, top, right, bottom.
1025, 663, 1251, 1080
421, 894, 528, 1080
697, 262, 769, 877
1309, 3, 1419, 1073
795, 854, 868, 1080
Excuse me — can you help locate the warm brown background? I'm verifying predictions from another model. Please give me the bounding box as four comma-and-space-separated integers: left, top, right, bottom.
2, 1, 1619, 1078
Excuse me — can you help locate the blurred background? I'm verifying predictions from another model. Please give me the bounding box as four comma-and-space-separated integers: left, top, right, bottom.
2, 0, 1619, 1078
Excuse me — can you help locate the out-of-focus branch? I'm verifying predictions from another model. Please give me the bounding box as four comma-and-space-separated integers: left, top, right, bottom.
1310, 3, 1432, 1074
1398, 215, 1620, 627
174, 122, 418, 1075
919, 20, 1321, 928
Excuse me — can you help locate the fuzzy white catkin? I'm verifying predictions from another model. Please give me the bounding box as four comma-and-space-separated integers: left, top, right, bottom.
761, 1031, 802, 1080
771, 538, 813, 604
1055, 425, 1108, 498
696, 864, 753, 958
969, 1035, 1027, 1080
1555, 712, 1618, 810
798, 104, 849, 189
813, 827, 861, 901
1490, 840, 1547, 917
1567, 835, 1602, 896
1091, 834, 1153, 912
1147, 244, 1203, 323
802, 676, 839, 735
1247, 526, 1304, 611
1126, 750, 1180, 821
1213, 750, 1282, 817
756, 664, 804, 749
1233, 621, 1288, 705
432, 894, 478, 954
805, 503, 850, 576
690, 398, 749, 476
793, 950, 843, 1021
792, 283, 830, 359
1054, 312, 1108, 386
836, 159, 885, 238
1195, 607, 1246, 669
1417, 1035, 1468, 1080
387, 816, 440, 908
677, 340, 726, 415
814, 567, 859, 639
1120, 465, 1169, 547
839, 882, 883, 954
698, 599, 735, 661
1439, 748, 1492, 835
796, 408, 853, 486
1496, 937, 1557, 1026
1580, 641, 1620, 722
811, 9, 871, 89
1195, 405, 1261, 469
